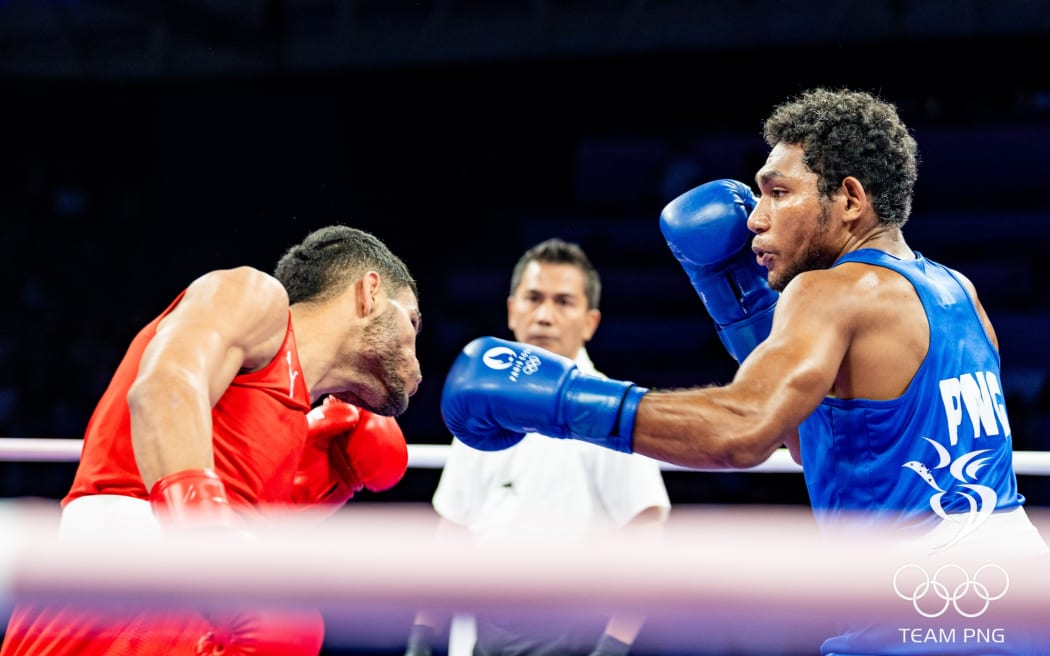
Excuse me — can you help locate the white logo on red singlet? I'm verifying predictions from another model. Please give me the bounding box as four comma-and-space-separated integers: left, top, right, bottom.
286, 349, 299, 398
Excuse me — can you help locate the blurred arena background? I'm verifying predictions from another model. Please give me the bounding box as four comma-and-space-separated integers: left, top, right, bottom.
1, 2, 1049, 652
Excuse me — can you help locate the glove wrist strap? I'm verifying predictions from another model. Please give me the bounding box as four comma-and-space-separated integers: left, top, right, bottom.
716, 302, 776, 363
149, 468, 239, 529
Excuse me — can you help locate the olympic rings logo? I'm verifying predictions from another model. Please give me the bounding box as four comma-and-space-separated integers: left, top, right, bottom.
520, 354, 541, 375
893, 563, 1008, 618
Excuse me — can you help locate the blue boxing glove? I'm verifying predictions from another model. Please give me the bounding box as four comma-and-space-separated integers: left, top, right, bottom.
659, 179, 778, 363
441, 336, 648, 453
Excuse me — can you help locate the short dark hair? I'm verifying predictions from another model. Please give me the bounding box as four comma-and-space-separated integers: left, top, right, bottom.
509, 237, 601, 310
762, 87, 919, 226
274, 225, 417, 304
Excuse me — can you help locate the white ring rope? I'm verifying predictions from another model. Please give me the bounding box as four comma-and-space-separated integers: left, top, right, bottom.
2, 440, 1049, 653
1, 503, 1048, 653
1, 438, 1049, 475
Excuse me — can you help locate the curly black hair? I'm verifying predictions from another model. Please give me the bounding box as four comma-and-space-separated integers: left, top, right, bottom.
762, 87, 919, 226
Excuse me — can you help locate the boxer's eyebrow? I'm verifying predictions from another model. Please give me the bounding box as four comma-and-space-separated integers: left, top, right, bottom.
756, 169, 783, 188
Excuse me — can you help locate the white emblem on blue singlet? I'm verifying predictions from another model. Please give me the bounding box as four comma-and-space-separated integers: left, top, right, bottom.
903, 438, 998, 553
901, 369, 1011, 551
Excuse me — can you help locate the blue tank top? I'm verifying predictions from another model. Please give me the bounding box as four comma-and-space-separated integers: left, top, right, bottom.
799, 249, 1022, 534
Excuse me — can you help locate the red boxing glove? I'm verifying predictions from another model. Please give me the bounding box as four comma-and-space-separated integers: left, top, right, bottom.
149, 468, 239, 530
195, 607, 325, 656
343, 407, 409, 492
293, 395, 409, 507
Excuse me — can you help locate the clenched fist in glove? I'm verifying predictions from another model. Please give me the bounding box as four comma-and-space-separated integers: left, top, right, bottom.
660, 179, 778, 363
441, 336, 648, 453
293, 395, 409, 508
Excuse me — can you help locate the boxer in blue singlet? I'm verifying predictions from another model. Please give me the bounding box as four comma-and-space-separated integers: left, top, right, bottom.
439, 88, 1049, 655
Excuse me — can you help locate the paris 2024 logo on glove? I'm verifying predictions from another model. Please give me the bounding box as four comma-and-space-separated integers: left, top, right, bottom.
482, 344, 542, 382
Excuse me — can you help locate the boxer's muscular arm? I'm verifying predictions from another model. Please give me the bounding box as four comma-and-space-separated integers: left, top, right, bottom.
632, 267, 854, 470
638, 259, 929, 470
128, 266, 290, 491
441, 262, 924, 470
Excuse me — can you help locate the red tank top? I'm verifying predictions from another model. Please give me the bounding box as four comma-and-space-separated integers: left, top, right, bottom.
64, 290, 313, 511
